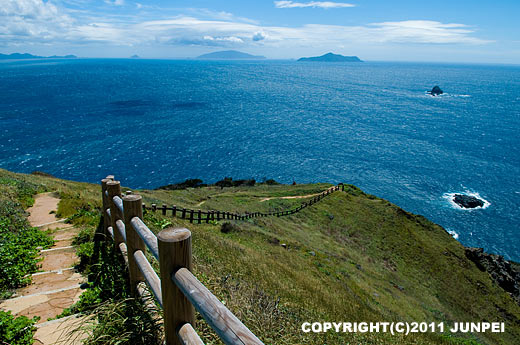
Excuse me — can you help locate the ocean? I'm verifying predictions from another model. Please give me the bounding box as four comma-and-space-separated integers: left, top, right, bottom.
0, 58, 518, 260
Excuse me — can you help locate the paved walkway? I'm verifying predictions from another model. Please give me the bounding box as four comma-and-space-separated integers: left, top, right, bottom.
0, 193, 89, 344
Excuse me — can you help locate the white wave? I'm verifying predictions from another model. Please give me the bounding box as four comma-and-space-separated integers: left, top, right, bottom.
424, 92, 470, 98
447, 229, 459, 239
443, 191, 491, 210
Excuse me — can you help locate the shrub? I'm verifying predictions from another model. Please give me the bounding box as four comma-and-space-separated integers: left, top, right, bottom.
155, 179, 206, 190
221, 222, 241, 234
0, 311, 37, 345
215, 177, 256, 189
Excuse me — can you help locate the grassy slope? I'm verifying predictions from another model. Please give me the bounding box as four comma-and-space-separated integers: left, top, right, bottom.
1, 168, 519, 345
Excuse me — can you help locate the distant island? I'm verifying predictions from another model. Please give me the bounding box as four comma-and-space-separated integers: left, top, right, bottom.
130, 55, 140, 59
0, 53, 77, 60
298, 52, 362, 62
197, 50, 266, 60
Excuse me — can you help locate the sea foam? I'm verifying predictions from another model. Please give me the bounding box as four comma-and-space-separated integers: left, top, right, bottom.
447, 229, 460, 239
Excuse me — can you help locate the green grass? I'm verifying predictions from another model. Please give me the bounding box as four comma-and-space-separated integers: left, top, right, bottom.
1, 169, 519, 345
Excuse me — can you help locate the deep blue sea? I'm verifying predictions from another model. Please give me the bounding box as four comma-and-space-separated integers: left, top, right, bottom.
1, 59, 519, 260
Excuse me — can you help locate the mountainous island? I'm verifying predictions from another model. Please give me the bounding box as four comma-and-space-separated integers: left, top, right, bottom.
298, 52, 362, 62
0, 53, 77, 60
197, 50, 266, 60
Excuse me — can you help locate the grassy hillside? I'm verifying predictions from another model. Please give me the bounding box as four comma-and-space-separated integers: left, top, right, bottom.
1, 168, 519, 345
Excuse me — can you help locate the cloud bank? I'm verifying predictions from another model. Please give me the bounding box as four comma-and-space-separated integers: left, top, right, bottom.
0, 0, 491, 53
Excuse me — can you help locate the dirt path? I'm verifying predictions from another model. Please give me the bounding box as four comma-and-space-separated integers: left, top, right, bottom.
0, 192, 88, 344
259, 192, 322, 202
195, 191, 325, 206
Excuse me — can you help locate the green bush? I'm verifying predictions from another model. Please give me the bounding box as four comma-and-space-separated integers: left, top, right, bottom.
215, 177, 256, 188
0, 311, 37, 345
0, 199, 54, 296
155, 178, 206, 190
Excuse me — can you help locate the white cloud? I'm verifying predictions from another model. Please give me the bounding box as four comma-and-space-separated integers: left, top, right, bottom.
274, 1, 355, 9
185, 8, 259, 25
0, 0, 74, 43
252, 31, 267, 41
369, 20, 490, 44
105, 0, 124, 6
203, 35, 243, 43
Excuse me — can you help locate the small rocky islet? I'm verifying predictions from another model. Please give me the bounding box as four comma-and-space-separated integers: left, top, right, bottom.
429, 85, 443, 96
453, 194, 485, 208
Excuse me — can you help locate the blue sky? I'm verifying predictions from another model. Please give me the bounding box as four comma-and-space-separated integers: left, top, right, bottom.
1, 0, 519, 63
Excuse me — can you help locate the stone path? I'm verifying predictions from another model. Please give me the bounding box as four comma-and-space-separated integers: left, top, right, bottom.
0, 192, 89, 344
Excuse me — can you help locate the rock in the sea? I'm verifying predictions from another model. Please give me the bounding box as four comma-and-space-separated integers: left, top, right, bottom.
465, 247, 520, 305
429, 85, 443, 96
453, 194, 484, 208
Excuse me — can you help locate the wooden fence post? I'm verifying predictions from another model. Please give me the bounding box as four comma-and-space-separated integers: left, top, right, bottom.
101, 178, 112, 239
123, 194, 145, 295
198, 210, 202, 224
182, 208, 186, 219
152, 204, 157, 212
162, 204, 167, 216
189, 210, 194, 223
158, 228, 195, 345
172, 205, 177, 217
107, 180, 123, 246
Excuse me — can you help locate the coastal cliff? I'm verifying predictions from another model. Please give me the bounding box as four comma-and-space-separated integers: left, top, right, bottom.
0, 168, 519, 345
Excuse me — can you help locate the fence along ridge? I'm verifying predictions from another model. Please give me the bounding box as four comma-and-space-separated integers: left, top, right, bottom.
143, 183, 345, 223
101, 176, 264, 345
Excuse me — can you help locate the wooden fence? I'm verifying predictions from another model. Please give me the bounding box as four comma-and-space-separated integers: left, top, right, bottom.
144, 184, 345, 223
101, 176, 264, 345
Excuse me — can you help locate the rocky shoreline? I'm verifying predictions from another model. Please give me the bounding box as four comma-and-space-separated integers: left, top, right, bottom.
465, 247, 520, 305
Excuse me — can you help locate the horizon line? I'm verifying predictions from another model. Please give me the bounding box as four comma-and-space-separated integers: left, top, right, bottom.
2, 55, 519, 66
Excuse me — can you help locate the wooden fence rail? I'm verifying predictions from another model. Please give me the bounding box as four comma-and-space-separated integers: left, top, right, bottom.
101, 176, 263, 345
143, 183, 345, 223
